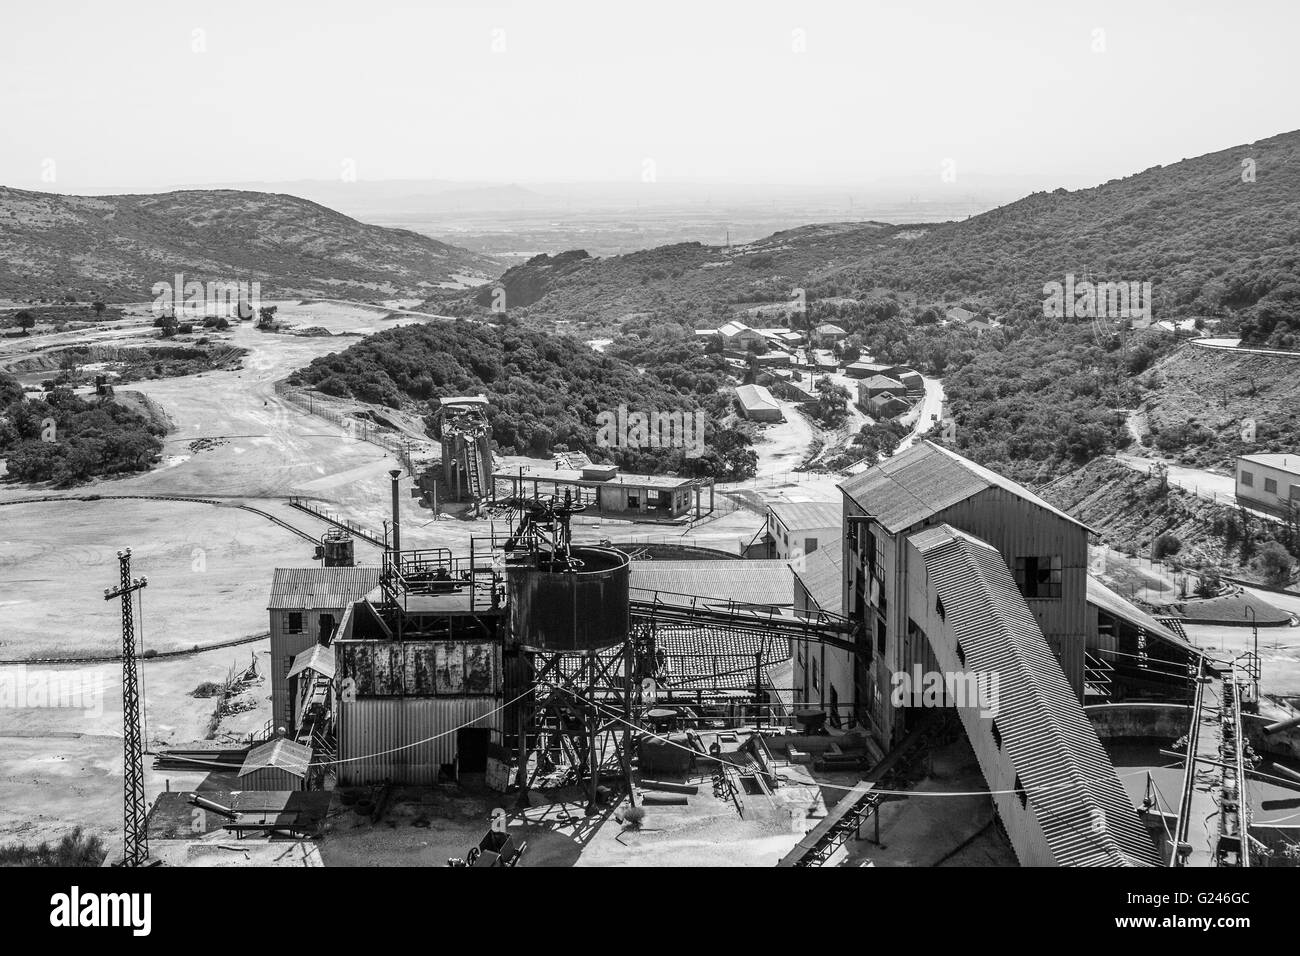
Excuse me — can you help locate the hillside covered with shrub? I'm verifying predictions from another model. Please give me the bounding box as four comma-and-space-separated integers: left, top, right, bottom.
0, 372, 165, 486
288, 318, 757, 479
423, 129, 1300, 481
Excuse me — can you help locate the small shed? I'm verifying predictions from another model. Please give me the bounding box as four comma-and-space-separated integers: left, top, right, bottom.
238, 737, 313, 792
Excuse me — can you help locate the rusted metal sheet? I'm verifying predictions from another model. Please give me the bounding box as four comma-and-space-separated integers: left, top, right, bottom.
338, 641, 498, 697
336, 696, 501, 785
508, 547, 630, 651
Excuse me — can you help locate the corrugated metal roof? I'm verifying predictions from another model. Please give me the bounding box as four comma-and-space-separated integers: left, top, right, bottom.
1156, 617, 1189, 640
1086, 577, 1200, 656
239, 738, 312, 779
541, 624, 789, 695
656, 625, 790, 691
768, 500, 841, 532
287, 643, 337, 680
910, 524, 1160, 867
267, 567, 382, 610
630, 560, 793, 609
840, 441, 1091, 534
792, 545, 843, 613
864, 375, 905, 390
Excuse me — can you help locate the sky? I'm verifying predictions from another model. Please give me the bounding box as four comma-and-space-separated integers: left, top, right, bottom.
1, 0, 1297, 194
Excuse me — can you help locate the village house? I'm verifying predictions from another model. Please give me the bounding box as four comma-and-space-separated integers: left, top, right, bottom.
812, 323, 848, 347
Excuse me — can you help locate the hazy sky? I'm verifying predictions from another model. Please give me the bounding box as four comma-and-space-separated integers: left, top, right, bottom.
2, 0, 1296, 193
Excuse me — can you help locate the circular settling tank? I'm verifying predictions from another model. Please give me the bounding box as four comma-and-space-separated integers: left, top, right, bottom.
507, 546, 630, 651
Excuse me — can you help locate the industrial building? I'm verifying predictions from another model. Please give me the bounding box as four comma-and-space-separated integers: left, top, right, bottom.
150, 439, 1264, 869
734, 383, 783, 422
808, 440, 1197, 744
904, 526, 1161, 866
432, 395, 494, 511
491, 462, 713, 520
763, 501, 841, 561
267, 566, 382, 733
1235, 452, 1300, 517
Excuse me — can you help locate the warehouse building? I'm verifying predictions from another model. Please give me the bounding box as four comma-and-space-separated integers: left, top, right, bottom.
734, 383, 783, 422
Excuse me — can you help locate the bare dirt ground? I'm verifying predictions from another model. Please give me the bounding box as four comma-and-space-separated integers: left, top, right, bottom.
0, 499, 309, 659
0, 300, 433, 854
0, 644, 273, 850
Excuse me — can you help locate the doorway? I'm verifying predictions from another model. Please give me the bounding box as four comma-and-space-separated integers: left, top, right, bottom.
457, 728, 489, 772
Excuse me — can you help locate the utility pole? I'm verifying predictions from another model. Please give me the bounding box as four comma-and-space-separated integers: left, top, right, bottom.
103, 548, 149, 867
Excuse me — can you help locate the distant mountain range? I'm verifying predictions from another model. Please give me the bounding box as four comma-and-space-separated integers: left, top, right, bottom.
429, 129, 1300, 340
0, 187, 499, 303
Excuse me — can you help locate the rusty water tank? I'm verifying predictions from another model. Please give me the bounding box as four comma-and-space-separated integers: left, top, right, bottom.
507, 546, 630, 651
321, 529, 355, 568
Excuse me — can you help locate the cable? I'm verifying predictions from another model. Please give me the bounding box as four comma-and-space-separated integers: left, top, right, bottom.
149, 686, 535, 770
136, 588, 149, 748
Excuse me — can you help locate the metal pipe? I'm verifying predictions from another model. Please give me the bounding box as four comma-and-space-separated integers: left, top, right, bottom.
1264, 714, 1300, 735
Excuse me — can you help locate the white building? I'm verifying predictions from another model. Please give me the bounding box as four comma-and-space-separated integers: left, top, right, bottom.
766, 500, 841, 562
1236, 453, 1300, 516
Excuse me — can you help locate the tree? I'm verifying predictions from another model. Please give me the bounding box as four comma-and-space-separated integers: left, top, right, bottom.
1253, 541, 1295, 586
16, 310, 35, 334
1194, 571, 1221, 598
91, 301, 106, 319
1151, 533, 1182, 560
158, 315, 179, 338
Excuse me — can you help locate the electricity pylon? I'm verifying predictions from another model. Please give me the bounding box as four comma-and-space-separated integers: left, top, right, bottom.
104, 548, 149, 867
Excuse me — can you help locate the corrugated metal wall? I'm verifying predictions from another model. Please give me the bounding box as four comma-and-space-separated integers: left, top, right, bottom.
237, 767, 306, 792
928, 488, 1090, 700
337, 697, 502, 785
270, 611, 326, 732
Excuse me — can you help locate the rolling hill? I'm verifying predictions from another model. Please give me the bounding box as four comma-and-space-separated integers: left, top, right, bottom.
430, 128, 1300, 344
0, 187, 500, 303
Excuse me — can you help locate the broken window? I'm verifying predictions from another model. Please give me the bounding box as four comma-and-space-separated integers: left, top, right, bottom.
1014, 555, 1062, 599
287, 611, 303, 634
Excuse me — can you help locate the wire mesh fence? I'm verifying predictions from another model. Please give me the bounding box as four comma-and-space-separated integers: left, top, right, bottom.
273, 381, 421, 475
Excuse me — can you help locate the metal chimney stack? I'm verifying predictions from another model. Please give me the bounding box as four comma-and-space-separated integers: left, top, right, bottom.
389, 469, 402, 553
